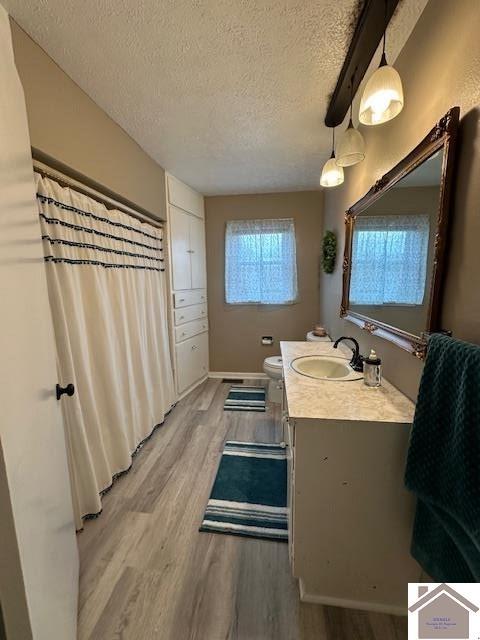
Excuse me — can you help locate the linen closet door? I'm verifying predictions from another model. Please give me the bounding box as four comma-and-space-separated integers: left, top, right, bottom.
190, 215, 207, 289
170, 205, 192, 290
0, 9, 78, 640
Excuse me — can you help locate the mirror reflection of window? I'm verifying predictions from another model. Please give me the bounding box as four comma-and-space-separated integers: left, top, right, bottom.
345, 148, 446, 337
350, 214, 430, 306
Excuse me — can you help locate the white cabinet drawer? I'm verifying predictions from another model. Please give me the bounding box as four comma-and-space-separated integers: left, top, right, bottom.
175, 319, 208, 343
173, 289, 207, 308
174, 303, 207, 326
175, 333, 208, 394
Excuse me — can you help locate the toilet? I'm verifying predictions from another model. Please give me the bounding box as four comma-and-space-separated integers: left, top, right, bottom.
263, 332, 331, 403
263, 356, 284, 404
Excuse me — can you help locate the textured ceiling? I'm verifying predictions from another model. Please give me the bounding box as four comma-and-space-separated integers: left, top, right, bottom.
6, 0, 428, 194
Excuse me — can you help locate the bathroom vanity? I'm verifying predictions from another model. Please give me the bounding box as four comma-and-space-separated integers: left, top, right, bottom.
281, 341, 421, 614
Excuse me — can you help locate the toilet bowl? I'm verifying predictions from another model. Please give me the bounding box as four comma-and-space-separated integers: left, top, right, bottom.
263, 332, 331, 404
263, 355, 283, 379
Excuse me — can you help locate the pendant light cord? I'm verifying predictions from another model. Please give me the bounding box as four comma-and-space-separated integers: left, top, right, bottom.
381, 0, 388, 65
349, 76, 354, 126
383, 0, 387, 54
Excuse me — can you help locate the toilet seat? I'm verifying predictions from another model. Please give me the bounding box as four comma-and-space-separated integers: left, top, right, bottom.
265, 356, 282, 368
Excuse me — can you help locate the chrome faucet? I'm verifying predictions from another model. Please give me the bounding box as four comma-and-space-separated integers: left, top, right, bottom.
333, 336, 364, 372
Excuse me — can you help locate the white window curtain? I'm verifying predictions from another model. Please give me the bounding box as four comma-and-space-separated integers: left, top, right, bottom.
36, 173, 175, 529
350, 214, 430, 306
225, 218, 298, 304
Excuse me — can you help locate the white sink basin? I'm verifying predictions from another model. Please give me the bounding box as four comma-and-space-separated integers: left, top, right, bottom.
290, 355, 363, 381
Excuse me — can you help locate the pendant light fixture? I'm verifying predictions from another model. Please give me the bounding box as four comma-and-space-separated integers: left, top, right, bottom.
359, 1, 404, 126
336, 78, 365, 167
320, 128, 344, 188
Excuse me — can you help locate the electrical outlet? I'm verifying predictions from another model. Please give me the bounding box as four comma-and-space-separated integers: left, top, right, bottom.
261, 336, 274, 345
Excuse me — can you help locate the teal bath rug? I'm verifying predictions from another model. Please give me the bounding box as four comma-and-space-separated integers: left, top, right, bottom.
223, 386, 266, 412
200, 441, 288, 542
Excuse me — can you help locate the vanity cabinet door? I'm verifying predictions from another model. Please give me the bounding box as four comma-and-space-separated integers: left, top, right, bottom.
285, 417, 295, 569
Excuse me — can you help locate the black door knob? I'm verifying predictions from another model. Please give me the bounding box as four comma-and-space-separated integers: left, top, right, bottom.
56, 383, 75, 401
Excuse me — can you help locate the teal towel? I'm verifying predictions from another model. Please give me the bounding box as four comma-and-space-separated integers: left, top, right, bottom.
405, 334, 480, 581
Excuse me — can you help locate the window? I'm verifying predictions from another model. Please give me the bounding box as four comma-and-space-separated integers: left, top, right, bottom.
225, 218, 298, 304
350, 214, 430, 306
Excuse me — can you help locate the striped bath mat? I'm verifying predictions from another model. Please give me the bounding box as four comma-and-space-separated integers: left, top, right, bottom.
224, 386, 266, 412
200, 441, 287, 542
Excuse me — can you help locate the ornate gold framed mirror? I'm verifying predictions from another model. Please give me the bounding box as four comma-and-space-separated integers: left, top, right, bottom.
340, 107, 460, 359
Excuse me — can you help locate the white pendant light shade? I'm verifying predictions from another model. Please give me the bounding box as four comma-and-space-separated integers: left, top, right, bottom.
336, 121, 365, 167
359, 62, 404, 126
320, 156, 344, 188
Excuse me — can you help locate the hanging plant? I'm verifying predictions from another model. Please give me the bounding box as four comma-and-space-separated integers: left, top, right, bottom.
322, 230, 337, 274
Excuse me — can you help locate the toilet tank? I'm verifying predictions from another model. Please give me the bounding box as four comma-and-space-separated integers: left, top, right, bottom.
306, 331, 331, 342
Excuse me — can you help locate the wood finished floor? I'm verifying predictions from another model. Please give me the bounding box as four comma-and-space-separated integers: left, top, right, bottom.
77, 378, 407, 640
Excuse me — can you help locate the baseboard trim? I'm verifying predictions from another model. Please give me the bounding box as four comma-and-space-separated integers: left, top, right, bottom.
177, 375, 208, 400
208, 371, 267, 380
298, 579, 407, 616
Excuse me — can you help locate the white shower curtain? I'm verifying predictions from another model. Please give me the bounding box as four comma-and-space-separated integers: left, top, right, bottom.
36, 173, 175, 529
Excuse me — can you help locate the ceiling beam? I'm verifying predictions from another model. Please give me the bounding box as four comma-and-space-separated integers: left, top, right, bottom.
325, 0, 401, 128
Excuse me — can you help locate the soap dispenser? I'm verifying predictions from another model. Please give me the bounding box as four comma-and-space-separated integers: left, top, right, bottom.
363, 350, 382, 387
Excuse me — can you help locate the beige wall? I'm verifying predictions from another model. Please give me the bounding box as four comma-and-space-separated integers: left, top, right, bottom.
320, 0, 480, 401
10, 21, 167, 219
205, 192, 323, 372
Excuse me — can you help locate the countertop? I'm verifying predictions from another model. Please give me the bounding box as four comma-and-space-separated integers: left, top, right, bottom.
280, 341, 415, 424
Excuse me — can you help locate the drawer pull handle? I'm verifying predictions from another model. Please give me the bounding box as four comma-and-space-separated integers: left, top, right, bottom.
192, 345, 198, 350
179, 298, 185, 303
179, 316, 184, 320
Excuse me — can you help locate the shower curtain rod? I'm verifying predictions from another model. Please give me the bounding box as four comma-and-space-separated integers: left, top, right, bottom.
32, 154, 164, 229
